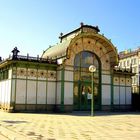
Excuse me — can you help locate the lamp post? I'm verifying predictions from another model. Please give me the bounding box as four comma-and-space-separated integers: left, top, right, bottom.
89, 65, 96, 116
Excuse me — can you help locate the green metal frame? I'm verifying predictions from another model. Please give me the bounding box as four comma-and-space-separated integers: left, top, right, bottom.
111, 70, 114, 111
73, 51, 102, 111
61, 65, 65, 112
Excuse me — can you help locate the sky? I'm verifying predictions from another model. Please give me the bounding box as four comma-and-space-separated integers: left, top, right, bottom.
0, 0, 140, 59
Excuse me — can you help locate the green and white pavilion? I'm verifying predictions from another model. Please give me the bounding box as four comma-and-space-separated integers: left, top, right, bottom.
0, 24, 133, 112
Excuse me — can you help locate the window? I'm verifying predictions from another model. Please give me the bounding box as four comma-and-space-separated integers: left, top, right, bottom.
123, 61, 126, 67
0, 69, 8, 81
127, 60, 130, 66
119, 62, 122, 67
134, 58, 136, 65
132, 67, 137, 73
74, 51, 100, 81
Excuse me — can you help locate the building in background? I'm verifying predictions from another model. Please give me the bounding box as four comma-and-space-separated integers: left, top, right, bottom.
0, 24, 133, 112
119, 48, 140, 94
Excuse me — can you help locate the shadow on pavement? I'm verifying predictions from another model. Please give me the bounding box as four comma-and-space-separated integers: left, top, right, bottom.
14, 111, 140, 117
2, 120, 28, 124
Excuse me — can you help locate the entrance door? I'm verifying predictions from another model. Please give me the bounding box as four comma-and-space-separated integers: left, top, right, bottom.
74, 81, 100, 111
73, 51, 101, 111
80, 82, 91, 110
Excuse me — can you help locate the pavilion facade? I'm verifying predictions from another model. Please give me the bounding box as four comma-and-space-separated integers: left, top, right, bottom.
0, 24, 133, 112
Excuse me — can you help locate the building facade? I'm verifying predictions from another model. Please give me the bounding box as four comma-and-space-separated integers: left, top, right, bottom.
119, 48, 140, 94
0, 24, 133, 112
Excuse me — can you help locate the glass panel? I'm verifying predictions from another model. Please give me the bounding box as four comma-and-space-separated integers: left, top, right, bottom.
74, 53, 80, 68
74, 51, 100, 111
73, 82, 79, 110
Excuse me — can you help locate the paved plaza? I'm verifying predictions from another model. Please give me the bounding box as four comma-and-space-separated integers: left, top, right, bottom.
0, 111, 140, 140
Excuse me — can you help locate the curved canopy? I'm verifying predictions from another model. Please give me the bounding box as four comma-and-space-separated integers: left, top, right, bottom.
42, 39, 71, 59
41, 25, 118, 66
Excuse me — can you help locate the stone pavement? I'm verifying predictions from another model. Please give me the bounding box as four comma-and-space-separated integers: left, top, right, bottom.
0, 111, 140, 140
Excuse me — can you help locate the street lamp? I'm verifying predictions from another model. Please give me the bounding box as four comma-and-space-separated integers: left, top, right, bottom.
89, 65, 96, 116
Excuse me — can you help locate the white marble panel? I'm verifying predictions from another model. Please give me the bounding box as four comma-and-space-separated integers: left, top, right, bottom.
8, 69, 12, 79
11, 79, 16, 102
102, 85, 111, 105
126, 87, 132, 104
16, 80, 26, 104
64, 82, 73, 105
0, 82, 2, 103
114, 86, 119, 104
65, 71, 73, 81
47, 82, 56, 104
0, 80, 11, 104
5, 80, 11, 104
57, 70, 61, 81
120, 87, 125, 104
102, 75, 111, 84
1, 81, 5, 103
37, 81, 46, 104
56, 82, 61, 104
27, 81, 36, 104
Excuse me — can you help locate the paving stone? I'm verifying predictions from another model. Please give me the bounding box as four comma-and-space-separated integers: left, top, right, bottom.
0, 112, 140, 140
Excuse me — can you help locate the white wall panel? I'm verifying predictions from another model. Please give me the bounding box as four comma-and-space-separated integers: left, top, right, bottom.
57, 71, 61, 81
120, 87, 125, 104
102, 85, 110, 105
5, 81, 8, 104
102, 75, 111, 84
37, 81, 46, 104
27, 81, 36, 104
5, 80, 11, 104
1, 82, 5, 103
65, 71, 73, 81
47, 82, 56, 104
114, 86, 119, 104
8, 69, 12, 79
0, 82, 2, 103
64, 82, 73, 105
11, 79, 16, 102
56, 82, 61, 104
0, 80, 11, 104
16, 80, 26, 104
126, 87, 131, 104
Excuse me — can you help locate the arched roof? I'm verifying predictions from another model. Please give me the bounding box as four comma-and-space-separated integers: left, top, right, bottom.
41, 25, 118, 66
42, 39, 71, 59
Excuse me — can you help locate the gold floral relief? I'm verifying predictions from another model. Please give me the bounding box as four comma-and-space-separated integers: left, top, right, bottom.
38, 70, 47, 78
17, 68, 26, 77
126, 78, 131, 85
113, 77, 119, 84
94, 47, 100, 57
48, 71, 56, 79
27, 69, 37, 77
120, 77, 125, 85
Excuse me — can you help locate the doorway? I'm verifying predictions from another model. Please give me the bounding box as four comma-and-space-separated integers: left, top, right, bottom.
73, 51, 101, 111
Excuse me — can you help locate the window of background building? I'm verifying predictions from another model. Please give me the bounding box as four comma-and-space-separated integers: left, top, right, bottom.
119, 62, 122, 67
134, 58, 136, 65
127, 60, 130, 66
131, 59, 134, 65
123, 61, 126, 67
132, 67, 137, 73
132, 76, 136, 84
